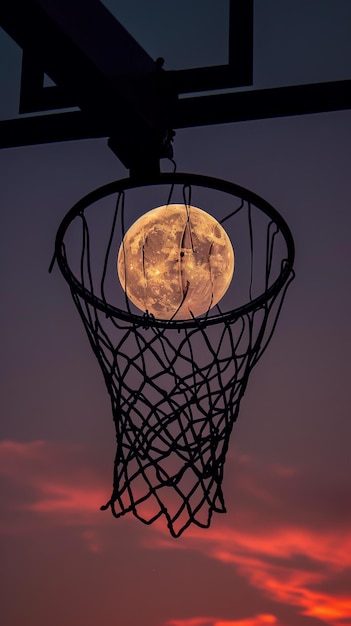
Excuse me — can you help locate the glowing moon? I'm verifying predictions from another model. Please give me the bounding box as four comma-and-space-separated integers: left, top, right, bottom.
117, 204, 234, 320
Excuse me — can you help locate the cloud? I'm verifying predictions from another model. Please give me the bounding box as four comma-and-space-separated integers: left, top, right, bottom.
166, 615, 278, 626
0, 439, 110, 548
159, 525, 351, 625
28, 480, 104, 514
81, 529, 102, 553
148, 450, 351, 626
0, 439, 47, 467
1, 441, 351, 623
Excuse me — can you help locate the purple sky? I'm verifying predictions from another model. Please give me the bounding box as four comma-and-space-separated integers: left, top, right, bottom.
1, 2, 351, 625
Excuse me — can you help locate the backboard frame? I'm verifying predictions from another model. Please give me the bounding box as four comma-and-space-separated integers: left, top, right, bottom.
0, 0, 350, 175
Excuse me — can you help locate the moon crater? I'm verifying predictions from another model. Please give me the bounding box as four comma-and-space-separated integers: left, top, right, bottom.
118, 204, 234, 320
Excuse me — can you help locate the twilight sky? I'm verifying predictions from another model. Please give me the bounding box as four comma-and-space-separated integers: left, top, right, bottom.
1, 2, 351, 626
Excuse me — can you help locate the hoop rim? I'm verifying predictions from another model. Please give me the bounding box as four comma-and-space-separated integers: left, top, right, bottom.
55, 172, 295, 329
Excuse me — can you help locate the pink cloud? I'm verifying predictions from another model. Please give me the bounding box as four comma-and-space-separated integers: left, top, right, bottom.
0, 439, 108, 531
0, 439, 47, 467
81, 529, 102, 553
28, 480, 104, 514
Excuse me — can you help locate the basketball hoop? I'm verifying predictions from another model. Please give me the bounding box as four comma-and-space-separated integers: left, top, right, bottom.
54, 173, 294, 537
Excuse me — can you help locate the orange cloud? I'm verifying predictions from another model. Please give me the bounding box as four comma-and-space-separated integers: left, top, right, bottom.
220, 524, 351, 624
154, 524, 351, 626
146, 450, 351, 626
2, 441, 351, 624
167, 614, 278, 626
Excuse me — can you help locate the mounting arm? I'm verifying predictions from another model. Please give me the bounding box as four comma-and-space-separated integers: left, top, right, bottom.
0, 0, 176, 175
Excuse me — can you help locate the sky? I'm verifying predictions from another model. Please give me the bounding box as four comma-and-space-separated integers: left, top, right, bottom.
1, 2, 351, 626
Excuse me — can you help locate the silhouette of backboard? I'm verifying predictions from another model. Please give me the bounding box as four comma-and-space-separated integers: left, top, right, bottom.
0, 0, 350, 174
103, 0, 351, 88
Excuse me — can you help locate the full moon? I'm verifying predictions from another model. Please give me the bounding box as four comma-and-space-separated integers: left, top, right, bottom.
117, 204, 234, 320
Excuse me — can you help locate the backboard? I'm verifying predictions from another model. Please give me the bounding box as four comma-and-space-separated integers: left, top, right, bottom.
103, 0, 351, 88
0, 0, 350, 173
